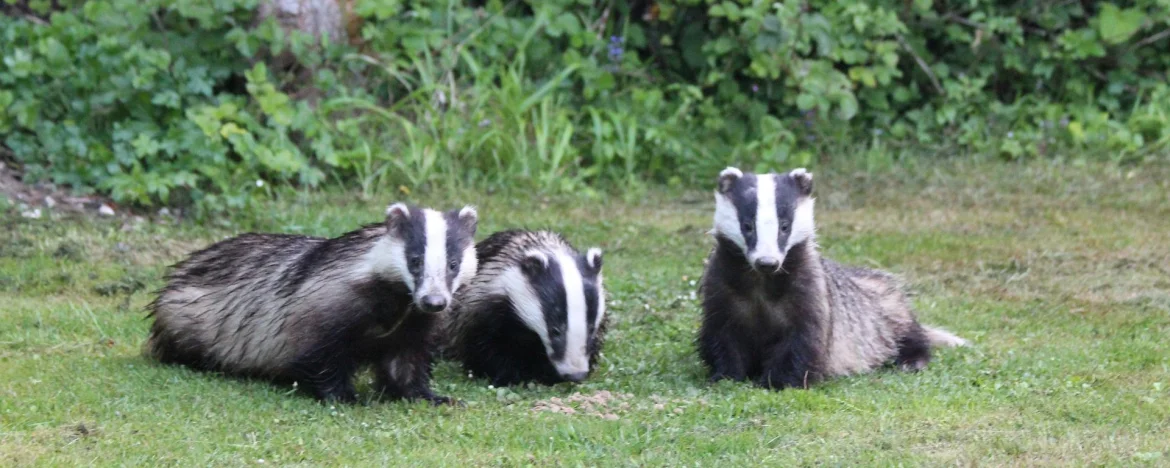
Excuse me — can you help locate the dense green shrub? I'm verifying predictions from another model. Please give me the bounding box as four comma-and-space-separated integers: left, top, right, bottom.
2, 0, 1168, 214
0, 0, 332, 212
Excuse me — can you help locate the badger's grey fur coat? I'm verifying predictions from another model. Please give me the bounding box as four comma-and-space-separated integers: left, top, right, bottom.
145, 203, 478, 403
698, 167, 965, 389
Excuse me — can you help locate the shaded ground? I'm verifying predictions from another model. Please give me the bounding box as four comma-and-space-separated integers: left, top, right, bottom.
1, 159, 1168, 465
0, 162, 119, 219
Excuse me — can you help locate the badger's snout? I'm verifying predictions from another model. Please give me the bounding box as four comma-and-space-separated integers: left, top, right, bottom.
554, 357, 590, 383
752, 256, 782, 273
419, 294, 449, 313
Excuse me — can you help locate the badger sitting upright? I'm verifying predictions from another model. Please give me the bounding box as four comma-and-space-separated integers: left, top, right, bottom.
698, 167, 966, 389
440, 230, 607, 386
145, 203, 478, 404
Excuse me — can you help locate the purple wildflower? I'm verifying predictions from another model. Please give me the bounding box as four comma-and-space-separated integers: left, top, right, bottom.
608, 35, 624, 62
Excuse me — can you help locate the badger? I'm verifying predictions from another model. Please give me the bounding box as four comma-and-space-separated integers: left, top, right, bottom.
440, 230, 607, 386
698, 167, 966, 389
145, 203, 478, 404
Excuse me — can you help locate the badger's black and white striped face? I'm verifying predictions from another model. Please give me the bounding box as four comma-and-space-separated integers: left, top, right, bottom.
375, 203, 478, 313
713, 167, 816, 273
498, 248, 605, 382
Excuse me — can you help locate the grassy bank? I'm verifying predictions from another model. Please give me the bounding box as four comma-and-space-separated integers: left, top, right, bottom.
2, 159, 1168, 465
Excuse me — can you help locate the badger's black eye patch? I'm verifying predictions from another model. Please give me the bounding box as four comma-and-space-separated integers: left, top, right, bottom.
741, 222, 755, 234
781, 222, 790, 233
408, 255, 423, 270
447, 258, 459, 271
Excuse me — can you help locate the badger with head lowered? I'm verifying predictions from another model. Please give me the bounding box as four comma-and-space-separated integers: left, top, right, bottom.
440, 230, 607, 386
146, 203, 478, 404
698, 167, 966, 389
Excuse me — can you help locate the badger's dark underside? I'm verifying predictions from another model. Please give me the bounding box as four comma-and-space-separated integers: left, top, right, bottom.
453, 297, 575, 387
148, 279, 451, 405
698, 240, 933, 389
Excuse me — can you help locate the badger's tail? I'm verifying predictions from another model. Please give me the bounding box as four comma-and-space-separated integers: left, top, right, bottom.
923, 326, 968, 348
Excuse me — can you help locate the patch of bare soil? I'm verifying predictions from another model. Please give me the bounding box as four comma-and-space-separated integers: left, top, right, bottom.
532, 391, 632, 420
531, 391, 710, 420
1, 162, 120, 219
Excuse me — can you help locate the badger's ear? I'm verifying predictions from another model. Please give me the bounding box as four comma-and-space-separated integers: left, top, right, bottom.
585, 248, 603, 273
457, 205, 478, 234
519, 251, 549, 276
718, 167, 743, 194
790, 168, 814, 196
385, 203, 412, 231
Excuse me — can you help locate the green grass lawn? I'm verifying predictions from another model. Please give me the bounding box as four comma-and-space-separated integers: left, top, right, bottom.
2, 160, 1168, 466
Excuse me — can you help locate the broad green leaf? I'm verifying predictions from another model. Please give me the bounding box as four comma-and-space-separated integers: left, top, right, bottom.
837, 94, 859, 120
1097, 3, 1145, 44
796, 93, 817, 110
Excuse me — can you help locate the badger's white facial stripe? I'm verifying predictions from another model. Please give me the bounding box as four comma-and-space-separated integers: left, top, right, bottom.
497, 266, 548, 350
713, 191, 746, 249
787, 197, 816, 250
594, 273, 606, 330
451, 245, 477, 293
417, 209, 450, 301
751, 174, 783, 264
554, 250, 590, 376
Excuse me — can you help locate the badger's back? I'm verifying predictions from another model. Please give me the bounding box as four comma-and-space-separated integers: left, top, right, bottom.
475, 230, 574, 265
147, 227, 387, 376
819, 258, 920, 376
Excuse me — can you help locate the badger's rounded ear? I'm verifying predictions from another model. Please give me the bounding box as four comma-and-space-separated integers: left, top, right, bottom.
718, 167, 743, 194
519, 251, 549, 276
790, 168, 814, 196
385, 203, 412, 230
457, 205, 478, 233
585, 248, 603, 272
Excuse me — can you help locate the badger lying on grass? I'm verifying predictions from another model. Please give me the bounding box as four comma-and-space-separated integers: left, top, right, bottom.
145, 203, 478, 404
698, 167, 966, 389
440, 230, 608, 386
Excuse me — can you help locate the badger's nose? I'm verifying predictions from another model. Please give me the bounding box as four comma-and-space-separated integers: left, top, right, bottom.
561, 371, 589, 383
753, 257, 781, 271
420, 295, 448, 313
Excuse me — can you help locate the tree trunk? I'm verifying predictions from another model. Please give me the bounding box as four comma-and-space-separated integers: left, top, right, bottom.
257, 0, 349, 45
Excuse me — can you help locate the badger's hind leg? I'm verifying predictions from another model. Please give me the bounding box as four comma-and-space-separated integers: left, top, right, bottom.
893, 324, 933, 372
146, 331, 196, 367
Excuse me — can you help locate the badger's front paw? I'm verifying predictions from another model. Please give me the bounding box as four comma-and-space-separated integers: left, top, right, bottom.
754, 367, 812, 390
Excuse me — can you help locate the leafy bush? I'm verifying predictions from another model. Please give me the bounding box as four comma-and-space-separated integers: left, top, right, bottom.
2, 0, 1169, 215
0, 0, 339, 213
